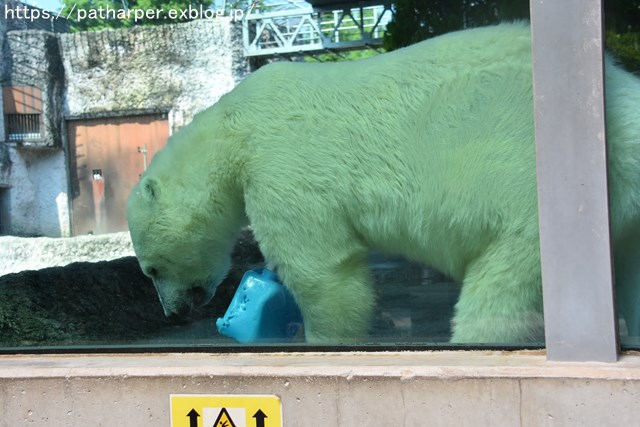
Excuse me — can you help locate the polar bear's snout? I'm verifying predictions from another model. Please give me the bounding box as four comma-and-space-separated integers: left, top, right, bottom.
152, 277, 216, 321
170, 288, 209, 321
166, 301, 191, 322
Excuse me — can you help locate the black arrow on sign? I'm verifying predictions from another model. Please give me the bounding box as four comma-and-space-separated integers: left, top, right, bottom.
187, 408, 200, 427
253, 409, 267, 427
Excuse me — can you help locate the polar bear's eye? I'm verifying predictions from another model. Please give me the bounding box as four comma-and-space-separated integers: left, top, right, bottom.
146, 267, 159, 278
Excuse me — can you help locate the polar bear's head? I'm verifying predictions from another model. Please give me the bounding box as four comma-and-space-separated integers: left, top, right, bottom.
127, 175, 235, 321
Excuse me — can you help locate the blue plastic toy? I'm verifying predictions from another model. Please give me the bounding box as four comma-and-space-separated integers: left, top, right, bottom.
216, 268, 304, 343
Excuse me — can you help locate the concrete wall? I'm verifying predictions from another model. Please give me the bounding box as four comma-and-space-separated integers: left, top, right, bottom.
0, 144, 8, 188
0, 18, 249, 237
4, 148, 69, 236
1, 351, 640, 426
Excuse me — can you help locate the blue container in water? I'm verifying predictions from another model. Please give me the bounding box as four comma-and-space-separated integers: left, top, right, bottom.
216, 268, 304, 343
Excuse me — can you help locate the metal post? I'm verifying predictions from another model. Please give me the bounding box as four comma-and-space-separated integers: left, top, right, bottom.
530, 0, 618, 361
137, 144, 148, 171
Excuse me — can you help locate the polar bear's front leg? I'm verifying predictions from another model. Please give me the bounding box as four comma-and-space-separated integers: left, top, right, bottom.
246, 186, 375, 343
451, 236, 544, 344
276, 253, 375, 343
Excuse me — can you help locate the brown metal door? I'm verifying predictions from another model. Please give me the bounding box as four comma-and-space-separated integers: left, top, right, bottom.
68, 114, 169, 235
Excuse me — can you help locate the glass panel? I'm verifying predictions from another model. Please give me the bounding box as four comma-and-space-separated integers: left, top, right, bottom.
606, 0, 640, 349
1, 1, 557, 352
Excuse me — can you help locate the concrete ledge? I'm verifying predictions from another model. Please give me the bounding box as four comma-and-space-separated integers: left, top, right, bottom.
1, 351, 640, 426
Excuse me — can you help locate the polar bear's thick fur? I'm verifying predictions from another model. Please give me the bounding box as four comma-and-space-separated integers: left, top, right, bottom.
127, 23, 640, 343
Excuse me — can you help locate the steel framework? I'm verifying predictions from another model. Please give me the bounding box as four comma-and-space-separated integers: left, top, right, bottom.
242, 1, 393, 57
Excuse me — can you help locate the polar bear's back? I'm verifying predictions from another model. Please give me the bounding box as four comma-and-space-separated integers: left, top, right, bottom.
237, 22, 536, 178
232, 23, 539, 277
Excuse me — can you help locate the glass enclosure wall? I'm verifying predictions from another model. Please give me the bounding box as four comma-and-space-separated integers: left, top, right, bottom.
605, 0, 640, 351
1, 0, 636, 360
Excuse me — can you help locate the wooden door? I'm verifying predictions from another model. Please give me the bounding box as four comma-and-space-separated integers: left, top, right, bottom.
68, 114, 169, 235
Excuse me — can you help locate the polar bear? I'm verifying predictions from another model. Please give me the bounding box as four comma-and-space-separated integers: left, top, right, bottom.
127, 23, 640, 343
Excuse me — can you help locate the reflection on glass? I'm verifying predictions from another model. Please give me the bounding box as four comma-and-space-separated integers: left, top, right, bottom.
605, 1, 640, 349
0, 230, 462, 348
20, 2, 640, 351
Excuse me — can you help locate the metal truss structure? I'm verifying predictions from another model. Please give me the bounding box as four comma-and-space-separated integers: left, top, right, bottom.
242, 1, 393, 57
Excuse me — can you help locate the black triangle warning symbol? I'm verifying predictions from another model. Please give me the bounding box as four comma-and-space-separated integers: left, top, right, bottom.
213, 407, 237, 427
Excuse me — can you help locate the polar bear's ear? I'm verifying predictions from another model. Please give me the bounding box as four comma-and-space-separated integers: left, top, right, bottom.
140, 177, 160, 202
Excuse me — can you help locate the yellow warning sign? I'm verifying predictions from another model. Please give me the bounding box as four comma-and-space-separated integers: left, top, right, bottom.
212, 407, 237, 427
170, 394, 282, 427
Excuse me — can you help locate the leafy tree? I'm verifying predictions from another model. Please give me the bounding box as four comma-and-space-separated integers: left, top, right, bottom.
604, 0, 640, 72
384, 0, 640, 73
606, 31, 640, 72
383, 0, 529, 50
605, 0, 640, 33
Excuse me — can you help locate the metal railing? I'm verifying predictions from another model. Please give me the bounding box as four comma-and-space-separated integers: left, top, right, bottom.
5, 113, 42, 141
242, 1, 392, 57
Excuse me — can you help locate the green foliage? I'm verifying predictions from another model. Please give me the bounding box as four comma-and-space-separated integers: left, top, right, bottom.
383, 0, 529, 50
384, 0, 640, 72
605, 0, 640, 33
305, 49, 381, 63
604, 0, 640, 73
607, 31, 640, 73
383, 0, 640, 73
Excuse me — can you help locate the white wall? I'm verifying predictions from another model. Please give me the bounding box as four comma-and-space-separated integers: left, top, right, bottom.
6, 147, 70, 236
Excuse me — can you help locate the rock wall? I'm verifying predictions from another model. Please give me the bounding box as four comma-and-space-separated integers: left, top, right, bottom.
60, 18, 249, 131
0, 231, 133, 276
